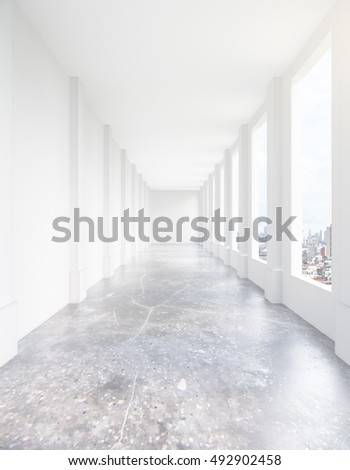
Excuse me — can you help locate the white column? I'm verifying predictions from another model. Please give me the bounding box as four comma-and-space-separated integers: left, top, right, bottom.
199, 185, 205, 247
138, 173, 144, 251
334, 0, 350, 365
143, 181, 150, 247
120, 149, 127, 265
197, 186, 202, 247
110, 139, 122, 269
143, 182, 148, 215
202, 181, 209, 250
103, 125, 114, 278
213, 163, 221, 258
202, 182, 207, 220
198, 187, 203, 218
0, 0, 17, 367
224, 150, 232, 265
237, 125, 249, 278
265, 78, 283, 303
208, 174, 214, 253
130, 163, 137, 258
69, 77, 87, 303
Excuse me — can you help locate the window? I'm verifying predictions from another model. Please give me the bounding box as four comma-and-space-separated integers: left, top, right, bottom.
292, 36, 332, 287
231, 149, 239, 251
251, 115, 267, 262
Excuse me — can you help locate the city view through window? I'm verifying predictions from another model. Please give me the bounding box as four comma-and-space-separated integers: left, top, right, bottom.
294, 44, 332, 286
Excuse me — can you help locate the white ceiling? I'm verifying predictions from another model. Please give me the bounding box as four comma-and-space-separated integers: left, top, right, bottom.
17, 0, 335, 189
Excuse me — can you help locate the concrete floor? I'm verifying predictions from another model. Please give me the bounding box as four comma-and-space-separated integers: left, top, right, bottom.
1, 244, 350, 450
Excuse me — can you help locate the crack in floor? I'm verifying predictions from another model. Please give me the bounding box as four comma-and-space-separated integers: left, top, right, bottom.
114, 372, 139, 446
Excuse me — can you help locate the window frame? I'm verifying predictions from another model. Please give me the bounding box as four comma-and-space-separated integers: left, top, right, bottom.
290, 33, 332, 291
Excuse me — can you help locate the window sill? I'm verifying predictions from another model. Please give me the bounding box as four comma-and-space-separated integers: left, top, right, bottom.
291, 272, 332, 292
251, 256, 267, 265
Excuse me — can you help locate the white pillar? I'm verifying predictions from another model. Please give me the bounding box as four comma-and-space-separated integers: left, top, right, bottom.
333, 0, 350, 365
130, 163, 137, 258
143, 181, 150, 247
0, 0, 17, 367
69, 78, 87, 303
103, 125, 114, 278
143, 181, 148, 216
265, 78, 283, 303
120, 149, 127, 265
208, 173, 214, 253
138, 173, 144, 251
213, 163, 221, 258
202, 181, 209, 250
198, 186, 203, 218
199, 185, 205, 248
202, 182, 207, 220
224, 150, 232, 265
110, 139, 122, 269
237, 125, 249, 278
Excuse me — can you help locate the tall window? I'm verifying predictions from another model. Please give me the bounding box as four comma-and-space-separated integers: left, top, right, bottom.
292, 36, 332, 287
251, 115, 267, 262
231, 149, 239, 251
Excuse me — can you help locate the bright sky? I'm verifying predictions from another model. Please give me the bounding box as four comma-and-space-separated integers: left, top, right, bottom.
298, 47, 332, 236
218, 46, 331, 240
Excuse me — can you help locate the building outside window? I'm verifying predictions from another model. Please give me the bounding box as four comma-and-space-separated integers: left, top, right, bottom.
292, 36, 332, 287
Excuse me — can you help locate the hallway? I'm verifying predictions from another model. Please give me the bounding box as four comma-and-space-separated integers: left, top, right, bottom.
1, 245, 350, 450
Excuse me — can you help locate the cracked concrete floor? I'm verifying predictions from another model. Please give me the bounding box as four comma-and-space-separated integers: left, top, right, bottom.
1, 244, 350, 449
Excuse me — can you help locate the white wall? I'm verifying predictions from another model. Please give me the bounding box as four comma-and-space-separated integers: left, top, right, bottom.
84, 103, 104, 288
0, 0, 147, 367
111, 139, 122, 271
150, 190, 200, 243
13, 3, 70, 339
0, 0, 17, 366
123, 157, 133, 262
333, 0, 350, 365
